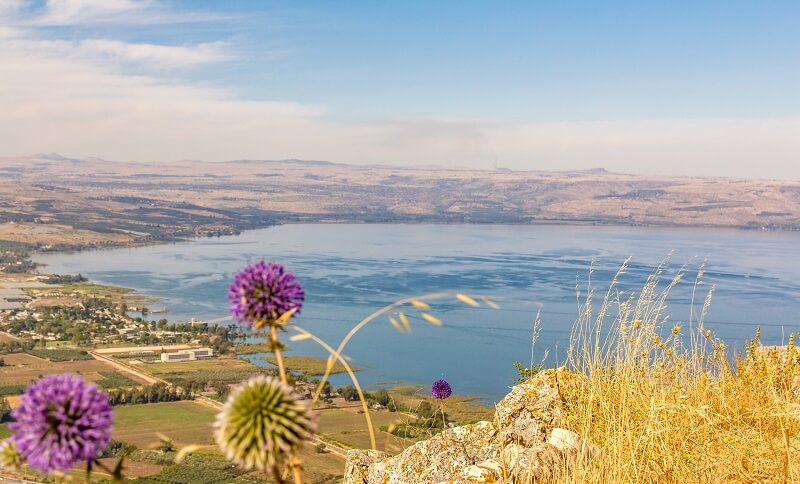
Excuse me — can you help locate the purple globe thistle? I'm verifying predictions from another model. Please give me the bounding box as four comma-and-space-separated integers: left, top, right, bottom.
9, 374, 113, 474
228, 261, 305, 329
431, 379, 452, 400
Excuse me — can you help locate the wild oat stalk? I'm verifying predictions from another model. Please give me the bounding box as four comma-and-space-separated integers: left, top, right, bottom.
554, 260, 800, 483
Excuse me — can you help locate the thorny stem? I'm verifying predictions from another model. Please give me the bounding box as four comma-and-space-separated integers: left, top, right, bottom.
270, 325, 288, 385
290, 459, 304, 484
90, 458, 121, 483
270, 464, 285, 484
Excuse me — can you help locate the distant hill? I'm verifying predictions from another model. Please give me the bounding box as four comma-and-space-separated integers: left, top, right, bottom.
0, 154, 798, 248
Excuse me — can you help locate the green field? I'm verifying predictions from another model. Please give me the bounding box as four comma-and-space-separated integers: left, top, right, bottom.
317, 407, 418, 454
261, 355, 356, 376
113, 401, 217, 448
112, 401, 346, 481
229, 343, 272, 355
142, 358, 266, 385
389, 386, 493, 424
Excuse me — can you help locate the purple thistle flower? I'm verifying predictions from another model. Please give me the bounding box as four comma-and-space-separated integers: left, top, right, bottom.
9, 374, 113, 474
431, 379, 452, 400
228, 261, 305, 329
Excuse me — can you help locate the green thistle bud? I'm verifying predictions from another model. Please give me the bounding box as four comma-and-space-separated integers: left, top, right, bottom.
215, 376, 316, 471
0, 439, 22, 472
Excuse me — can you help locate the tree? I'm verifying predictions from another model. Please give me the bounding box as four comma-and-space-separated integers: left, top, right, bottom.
315, 442, 326, 454
0, 396, 12, 422
374, 389, 391, 407
339, 385, 359, 401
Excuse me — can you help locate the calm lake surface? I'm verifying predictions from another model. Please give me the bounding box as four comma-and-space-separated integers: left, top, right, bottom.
34, 224, 800, 401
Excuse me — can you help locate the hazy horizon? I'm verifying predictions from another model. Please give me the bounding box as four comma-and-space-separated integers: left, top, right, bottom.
1, 1, 798, 179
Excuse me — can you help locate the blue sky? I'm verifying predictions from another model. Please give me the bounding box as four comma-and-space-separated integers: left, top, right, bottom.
0, 0, 798, 177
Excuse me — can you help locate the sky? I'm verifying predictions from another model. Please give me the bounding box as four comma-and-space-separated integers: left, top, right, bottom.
0, 0, 798, 178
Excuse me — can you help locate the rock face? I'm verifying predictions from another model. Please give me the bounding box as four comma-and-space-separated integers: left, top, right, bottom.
344, 368, 591, 483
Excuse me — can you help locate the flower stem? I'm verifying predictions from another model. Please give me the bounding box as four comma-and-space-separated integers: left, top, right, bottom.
290, 459, 304, 484
270, 464, 285, 484
270, 325, 288, 385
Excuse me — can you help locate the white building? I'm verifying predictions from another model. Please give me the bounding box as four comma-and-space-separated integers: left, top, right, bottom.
160, 347, 214, 363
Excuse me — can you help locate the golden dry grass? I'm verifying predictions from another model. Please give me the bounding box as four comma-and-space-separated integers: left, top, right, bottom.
551, 260, 800, 483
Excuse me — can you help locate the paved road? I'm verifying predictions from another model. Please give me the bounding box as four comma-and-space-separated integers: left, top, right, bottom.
88, 350, 161, 385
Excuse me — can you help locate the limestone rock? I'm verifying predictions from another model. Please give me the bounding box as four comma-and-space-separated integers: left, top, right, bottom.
548, 427, 600, 458
344, 449, 389, 483
343, 368, 593, 484
493, 369, 563, 446
365, 421, 499, 483
500, 442, 562, 482
458, 459, 502, 482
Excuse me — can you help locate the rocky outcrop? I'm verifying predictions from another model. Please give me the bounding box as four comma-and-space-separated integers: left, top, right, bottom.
344, 368, 594, 483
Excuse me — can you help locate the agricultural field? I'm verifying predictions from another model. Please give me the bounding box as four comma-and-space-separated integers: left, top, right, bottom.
26, 347, 92, 361
0, 332, 16, 342
113, 401, 217, 448
317, 407, 419, 454
0, 353, 148, 396
141, 357, 267, 385
260, 355, 356, 375
389, 385, 493, 425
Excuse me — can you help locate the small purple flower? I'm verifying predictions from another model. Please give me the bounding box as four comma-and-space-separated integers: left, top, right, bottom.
431, 379, 452, 400
228, 261, 305, 329
9, 374, 113, 474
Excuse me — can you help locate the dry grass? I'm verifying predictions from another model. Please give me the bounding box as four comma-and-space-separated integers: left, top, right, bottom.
552, 260, 800, 483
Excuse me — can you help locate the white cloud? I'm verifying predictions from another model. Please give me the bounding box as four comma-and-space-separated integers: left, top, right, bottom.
0, 1, 798, 179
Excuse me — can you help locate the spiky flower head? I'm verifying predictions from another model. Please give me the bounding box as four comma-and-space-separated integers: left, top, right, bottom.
432, 379, 452, 400
9, 374, 113, 474
228, 261, 305, 329
0, 439, 22, 472
215, 375, 316, 471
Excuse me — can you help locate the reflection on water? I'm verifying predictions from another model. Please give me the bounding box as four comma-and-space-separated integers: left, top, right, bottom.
34, 224, 800, 400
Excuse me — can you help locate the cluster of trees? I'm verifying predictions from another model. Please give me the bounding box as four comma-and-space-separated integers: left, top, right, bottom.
0, 339, 36, 354
337, 386, 397, 411
0, 248, 37, 273
389, 399, 450, 439
43, 273, 88, 284
0, 396, 11, 422
106, 383, 193, 406
99, 439, 138, 458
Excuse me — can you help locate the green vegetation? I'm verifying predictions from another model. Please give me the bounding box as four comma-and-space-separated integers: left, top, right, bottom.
229, 343, 272, 355
26, 348, 92, 361
261, 355, 356, 375
107, 383, 193, 406
0, 423, 10, 439
143, 358, 268, 386
387, 385, 493, 425
96, 370, 139, 389
113, 401, 217, 448
0, 395, 11, 422
43, 273, 88, 284
130, 453, 265, 483
317, 407, 415, 452
0, 384, 27, 396
0, 245, 37, 273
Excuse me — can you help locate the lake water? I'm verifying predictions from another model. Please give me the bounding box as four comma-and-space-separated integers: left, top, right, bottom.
34, 224, 800, 401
